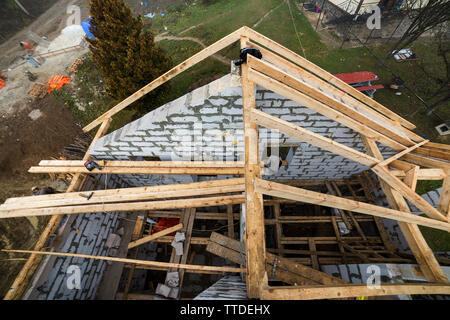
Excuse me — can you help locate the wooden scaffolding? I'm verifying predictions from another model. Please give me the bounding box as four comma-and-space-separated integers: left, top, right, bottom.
1, 26, 450, 300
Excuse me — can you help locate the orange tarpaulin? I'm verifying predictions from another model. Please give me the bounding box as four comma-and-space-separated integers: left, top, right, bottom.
0, 80, 5, 89
46, 75, 71, 93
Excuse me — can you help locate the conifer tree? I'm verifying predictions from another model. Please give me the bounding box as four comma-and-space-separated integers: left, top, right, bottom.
87, 0, 172, 114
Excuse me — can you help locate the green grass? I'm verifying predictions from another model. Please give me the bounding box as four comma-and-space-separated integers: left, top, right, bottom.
416, 180, 444, 196
419, 214, 450, 252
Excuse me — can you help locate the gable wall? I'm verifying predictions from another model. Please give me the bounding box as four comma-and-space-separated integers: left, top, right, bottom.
90, 74, 396, 186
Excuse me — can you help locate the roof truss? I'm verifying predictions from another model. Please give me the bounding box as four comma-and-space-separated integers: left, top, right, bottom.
2, 27, 450, 300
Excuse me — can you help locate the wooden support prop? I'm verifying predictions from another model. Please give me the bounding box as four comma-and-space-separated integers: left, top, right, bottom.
244, 27, 417, 130
0, 195, 245, 219
372, 165, 448, 222
254, 178, 450, 232
376, 140, 428, 167
361, 135, 448, 284
260, 283, 450, 300
247, 55, 410, 150
250, 109, 379, 167
3, 249, 245, 273
325, 181, 353, 230
242, 34, 266, 299
128, 223, 183, 249
83, 27, 245, 132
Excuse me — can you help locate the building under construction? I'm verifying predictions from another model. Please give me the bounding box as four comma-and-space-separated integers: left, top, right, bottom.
1, 27, 450, 300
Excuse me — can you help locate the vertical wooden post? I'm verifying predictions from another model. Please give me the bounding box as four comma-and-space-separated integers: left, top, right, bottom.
241, 35, 266, 298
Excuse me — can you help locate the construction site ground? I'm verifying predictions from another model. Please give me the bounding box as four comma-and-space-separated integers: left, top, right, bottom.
0, 0, 88, 297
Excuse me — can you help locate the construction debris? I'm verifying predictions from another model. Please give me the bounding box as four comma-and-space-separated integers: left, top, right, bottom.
69, 58, 83, 73
28, 83, 47, 98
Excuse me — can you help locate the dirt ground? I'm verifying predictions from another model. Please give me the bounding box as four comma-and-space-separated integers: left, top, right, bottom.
0, 94, 84, 297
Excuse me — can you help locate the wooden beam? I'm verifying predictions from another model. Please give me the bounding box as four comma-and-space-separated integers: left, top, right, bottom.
391, 168, 446, 180
244, 27, 417, 130
413, 146, 450, 162
325, 181, 353, 230
83, 27, 245, 132
3, 249, 245, 273
254, 178, 450, 232
376, 140, 428, 167
0, 195, 245, 219
1, 184, 244, 211
242, 34, 266, 299
29, 166, 245, 175
372, 165, 448, 222
361, 135, 449, 284
38, 160, 247, 168
438, 174, 450, 216
260, 283, 450, 300
247, 55, 410, 150
250, 108, 379, 167
402, 153, 450, 169
4, 178, 244, 205
128, 224, 183, 249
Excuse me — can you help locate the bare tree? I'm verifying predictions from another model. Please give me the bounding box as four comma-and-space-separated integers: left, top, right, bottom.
380, 0, 450, 64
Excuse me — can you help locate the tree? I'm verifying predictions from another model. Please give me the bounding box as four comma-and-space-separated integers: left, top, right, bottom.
87, 0, 173, 114
380, 0, 450, 64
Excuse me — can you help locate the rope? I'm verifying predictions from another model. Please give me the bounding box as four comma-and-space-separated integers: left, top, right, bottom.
287, 0, 307, 59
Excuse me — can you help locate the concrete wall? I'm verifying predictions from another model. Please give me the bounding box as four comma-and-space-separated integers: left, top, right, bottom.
24, 174, 129, 300
90, 73, 397, 186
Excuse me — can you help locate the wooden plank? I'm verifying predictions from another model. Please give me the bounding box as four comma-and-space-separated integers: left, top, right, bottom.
38, 160, 246, 168
246, 41, 416, 146
83, 27, 245, 132
273, 203, 283, 255
372, 165, 448, 222
391, 168, 446, 180
247, 55, 410, 150
128, 223, 183, 249
331, 216, 348, 263
250, 108, 379, 167
242, 34, 266, 299
402, 153, 450, 170
4, 178, 244, 205
3, 249, 245, 273
254, 178, 450, 232
0, 195, 246, 218
177, 208, 196, 298
361, 135, 449, 284
377, 140, 428, 167
29, 166, 245, 175
308, 239, 319, 270
413, 146, 450, 161
244, 27, 417, 130
1, 184, 244, 211
438, 174, 450, 216
260, 283, 450, 300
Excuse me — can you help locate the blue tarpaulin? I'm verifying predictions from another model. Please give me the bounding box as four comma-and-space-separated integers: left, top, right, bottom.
82, 18, 95, 39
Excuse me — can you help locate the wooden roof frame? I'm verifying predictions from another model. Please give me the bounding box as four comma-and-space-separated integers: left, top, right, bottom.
2, 27, 450, 300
